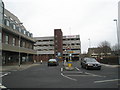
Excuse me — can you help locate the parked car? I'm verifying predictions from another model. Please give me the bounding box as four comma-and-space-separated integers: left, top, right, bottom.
48, 59, 59, 66
81, 57, 101, 70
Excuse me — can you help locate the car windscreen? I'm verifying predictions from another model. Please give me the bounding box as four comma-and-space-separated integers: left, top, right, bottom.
86, 58, 97, 62
49, 59, 57, 62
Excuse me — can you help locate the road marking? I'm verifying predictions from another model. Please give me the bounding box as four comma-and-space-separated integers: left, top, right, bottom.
75, 67, 80, 71
0, 83, 7, 89
61, 73, 77, 81
61, 68, 63, 72
67, 74, 106, 77
67, 75, 91, 76
85, 72, 106, 77
0, 72, 11, 77
94, 79, 120, 83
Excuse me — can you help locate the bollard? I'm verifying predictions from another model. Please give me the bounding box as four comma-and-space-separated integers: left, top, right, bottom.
68, 60, 72, 67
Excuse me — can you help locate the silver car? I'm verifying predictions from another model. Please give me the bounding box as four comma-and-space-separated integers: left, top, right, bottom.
81, 58, 101, 70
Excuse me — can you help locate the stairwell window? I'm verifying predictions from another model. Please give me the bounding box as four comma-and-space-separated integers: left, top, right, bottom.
13, 38, 15, 46
0, 32, 1, 43
6, 20, 10, 26
13, 24, 16, 30
5, 35, 9, 44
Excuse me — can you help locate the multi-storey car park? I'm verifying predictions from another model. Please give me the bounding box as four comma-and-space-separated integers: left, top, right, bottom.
1, 4, 36, 65
34, 29, 81, 62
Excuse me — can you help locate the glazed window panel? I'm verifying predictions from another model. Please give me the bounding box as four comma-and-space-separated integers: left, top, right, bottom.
13, 38, 15, 46
0, 32, 1, 43
6, 20, 10, 26
13, 24, 16, 30
5, 35, 9, 44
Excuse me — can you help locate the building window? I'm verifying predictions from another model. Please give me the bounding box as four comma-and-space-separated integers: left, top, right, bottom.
6, 20, 10, 26
13, 38, 15, 46
5, 35, 9, 44
0, 32, 1, 43
13, 24, 16, 30
19, 28, 21, 32
24, 30, 26, 34
22, 41, 25, 47
21, 29, 24, 34
30, 33, 33, 37
76, 43, 80, 45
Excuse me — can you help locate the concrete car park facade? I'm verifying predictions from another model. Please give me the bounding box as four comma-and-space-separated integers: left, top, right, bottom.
34, 29, 81, 61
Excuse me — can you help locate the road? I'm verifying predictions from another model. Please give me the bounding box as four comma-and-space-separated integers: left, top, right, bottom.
2, 61, 120, 89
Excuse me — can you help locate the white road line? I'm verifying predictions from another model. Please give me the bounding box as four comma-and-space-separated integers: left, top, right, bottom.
61, 68, 63, 72
0, 72, 11, 77
0, 83, 7, 89
67, 75, 91, 77
94, 79, 120, 83
75, 67, 80, 71
85, 72, 106, 77
67, 74, 106, 77
0, 85, 7, 89
61, 73, 77, 81
85, 72, 93, 75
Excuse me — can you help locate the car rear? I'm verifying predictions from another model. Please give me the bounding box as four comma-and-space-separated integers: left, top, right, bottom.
48, 59, 58, 66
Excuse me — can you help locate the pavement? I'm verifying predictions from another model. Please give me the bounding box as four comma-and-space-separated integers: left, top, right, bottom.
101, 64, 120, 68
0, 63, 40, 72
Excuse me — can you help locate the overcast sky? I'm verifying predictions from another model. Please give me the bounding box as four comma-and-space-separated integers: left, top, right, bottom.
3, 0, 119, 53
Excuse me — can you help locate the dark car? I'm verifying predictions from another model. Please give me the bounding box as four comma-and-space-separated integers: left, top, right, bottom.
48, 59, 59, 66
81, 58, 101, 70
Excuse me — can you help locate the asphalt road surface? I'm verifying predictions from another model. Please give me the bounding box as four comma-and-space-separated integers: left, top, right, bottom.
2, 61, 120, 89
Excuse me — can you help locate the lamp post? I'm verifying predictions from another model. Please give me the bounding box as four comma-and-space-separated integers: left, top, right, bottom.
64, 49, 66, 60
113, 19, 120, 64
17, 23, 23, 67
18, 35, 21, 67
88, 38, 91, 48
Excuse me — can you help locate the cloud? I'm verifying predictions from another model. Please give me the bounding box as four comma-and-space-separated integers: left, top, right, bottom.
3, 0, 119, 53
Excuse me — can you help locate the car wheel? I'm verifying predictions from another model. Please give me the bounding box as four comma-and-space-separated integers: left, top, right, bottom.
81, 65, 83, 68
98, 68, 101, 70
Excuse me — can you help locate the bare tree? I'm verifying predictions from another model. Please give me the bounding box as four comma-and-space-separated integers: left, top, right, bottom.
111, 44, 119, 56
111, 44, 119, 51
98, 41, 111, 47
98, 41, 111, 56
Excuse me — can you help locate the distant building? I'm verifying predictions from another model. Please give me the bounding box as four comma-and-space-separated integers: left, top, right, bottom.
1, 5, 36, 65
34, 30, 81, 61
54, 29, 63, 60
63, 35, 81, 61
88, 48, 111, 58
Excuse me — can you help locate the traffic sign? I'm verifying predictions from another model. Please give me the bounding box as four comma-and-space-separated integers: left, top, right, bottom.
69, 54, 72, 56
